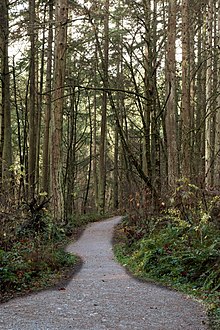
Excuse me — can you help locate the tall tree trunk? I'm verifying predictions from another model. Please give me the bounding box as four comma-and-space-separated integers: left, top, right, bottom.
42, 0, 53, 194
142, 0, 152, 182
165, 0, 178, 190
13, 59, 24, 200
205, 0, 214, 186
181, 0, 191, 178
194, 5, 206, 186
36, 2, 46, 195
64, 87, 77, 218
28, 0, 37, 199
0, 0, 12, 194
189, 4, 196, 182
113, 4, 123, 210
150, 0, 160, 196
98, 0, 109, 214
214, 0, 220, 186
51, 0, 68, 221
83, 94, 93, 213
93, 45, 99, 210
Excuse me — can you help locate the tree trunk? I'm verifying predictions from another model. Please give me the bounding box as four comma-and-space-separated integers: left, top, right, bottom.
113, 123, 119, 210
51, 0, 68, 221
165, 0, 178, 190
98, 0, 109, 214
194, 5, 206, 186
214, 0, 220, 186
150, 0, 160, 196
181, 0, 191, 179
42, 0, 53, 194
64, 87, 77, 218
0, 0, 12, 195
28, 0, 37, 199
36, 2, 47, 195
205, 0, 214, 186
93, 46, 99, 210
189, 4, 196, 182
142, 0, 152, 182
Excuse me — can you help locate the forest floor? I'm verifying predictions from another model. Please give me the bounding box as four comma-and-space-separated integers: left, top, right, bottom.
0, 216, 209, 329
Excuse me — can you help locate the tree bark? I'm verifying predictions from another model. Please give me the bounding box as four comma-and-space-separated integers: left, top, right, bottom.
42, 0, 53, 194
214, 0, 220, 186
205, 0, 214, 186
51, 0, 68, 221
0, 0, 12, 193
28, 0, 37, 199
195, 5, 206, 186
181, 0, 191, 179
165, 0, 178, 190
98, 0, 109, 214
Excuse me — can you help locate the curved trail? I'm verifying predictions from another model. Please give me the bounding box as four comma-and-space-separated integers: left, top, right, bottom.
0, 216, 208, 329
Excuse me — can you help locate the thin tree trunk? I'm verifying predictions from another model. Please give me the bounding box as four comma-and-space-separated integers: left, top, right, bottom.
28, 0, 37, 199
195, 5, 206, 186
0, 0, 12, 194
12, 59, 24, 200
181, 0, 191, 178
214, 0, 220, 186
42, 0, 53, 194
83, 94, 93, 213
189, 4, 196, 182
36, 2, 47, 194
151, 0, 160, 197
93, 45, 99, 210
98, 0, 109, 214
205, 0, 214, 186
142, 0, 152, 183
113, 123, 119, 210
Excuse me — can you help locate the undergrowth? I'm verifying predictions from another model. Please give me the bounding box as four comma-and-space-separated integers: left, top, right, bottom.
0, 198, 110, 302
0, 240, 78, 301
114, 181, 220, 330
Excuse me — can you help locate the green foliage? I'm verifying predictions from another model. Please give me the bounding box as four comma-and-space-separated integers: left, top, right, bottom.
0, 207, 110, 301
171, 178, 203, 224
127, 224, 219, 291
0, 238, 76, 295
0, 202, 74, 300
114, 189, 220, 329
209, 307, 220, 330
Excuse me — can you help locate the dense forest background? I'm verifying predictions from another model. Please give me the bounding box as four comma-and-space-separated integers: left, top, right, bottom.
1, 0, 220, 220
0, 2, 220, 323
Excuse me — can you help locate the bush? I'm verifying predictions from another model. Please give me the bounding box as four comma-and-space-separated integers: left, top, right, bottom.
0, 238, 76, 294
0, 208, 106, 301
127, 224, 220, 291
114, 189, 220, 329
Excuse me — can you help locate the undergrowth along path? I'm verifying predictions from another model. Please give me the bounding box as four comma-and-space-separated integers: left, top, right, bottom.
0, 216, 209, 329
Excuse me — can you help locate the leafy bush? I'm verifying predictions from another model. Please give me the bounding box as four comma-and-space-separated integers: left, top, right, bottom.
0, 238, 76, 294
114, 187, 220, 329
0, 208, 108, 301
127, 224, 220, 291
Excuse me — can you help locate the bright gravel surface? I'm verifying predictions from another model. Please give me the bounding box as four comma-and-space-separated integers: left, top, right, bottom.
0, 216, 209, 329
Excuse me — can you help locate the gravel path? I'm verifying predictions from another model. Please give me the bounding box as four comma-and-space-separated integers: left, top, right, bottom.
0, 216, 209, 329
